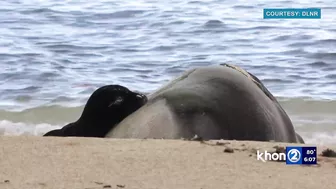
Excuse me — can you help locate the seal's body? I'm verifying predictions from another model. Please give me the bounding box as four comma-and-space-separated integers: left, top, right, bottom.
44, 85, 148, 137
106, 64, 303, 143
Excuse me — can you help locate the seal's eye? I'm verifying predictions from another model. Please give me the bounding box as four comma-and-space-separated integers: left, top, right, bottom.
108, 96, 124, 107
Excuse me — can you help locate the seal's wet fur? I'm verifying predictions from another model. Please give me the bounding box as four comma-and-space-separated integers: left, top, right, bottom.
221, 64, 303, 142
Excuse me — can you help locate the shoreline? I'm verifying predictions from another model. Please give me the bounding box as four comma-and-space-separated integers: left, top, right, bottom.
0, 136, 335, 189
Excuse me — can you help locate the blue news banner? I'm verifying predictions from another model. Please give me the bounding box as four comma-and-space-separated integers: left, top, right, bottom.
286, 146, 317, 165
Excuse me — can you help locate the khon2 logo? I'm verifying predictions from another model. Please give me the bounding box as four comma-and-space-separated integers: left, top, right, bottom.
257, 146, 317, 164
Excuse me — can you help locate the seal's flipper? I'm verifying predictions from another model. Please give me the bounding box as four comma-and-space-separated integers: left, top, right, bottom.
295, 132, 305, 143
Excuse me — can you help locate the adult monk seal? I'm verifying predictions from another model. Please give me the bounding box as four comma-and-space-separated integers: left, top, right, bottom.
106, 64, 304, 143
43, 85, 147, 137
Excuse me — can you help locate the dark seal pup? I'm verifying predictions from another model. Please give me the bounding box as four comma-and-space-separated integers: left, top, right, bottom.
43, 85, 148, 137
106, 64, 304, 143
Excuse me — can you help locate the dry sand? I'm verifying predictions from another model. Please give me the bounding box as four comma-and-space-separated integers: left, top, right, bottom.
0, 136, 335, 189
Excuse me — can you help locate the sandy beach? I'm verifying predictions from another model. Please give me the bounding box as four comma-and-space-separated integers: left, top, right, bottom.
0, 136, 335, 189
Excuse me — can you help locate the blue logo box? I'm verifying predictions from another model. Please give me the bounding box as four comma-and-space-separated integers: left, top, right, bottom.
263, 8, 321, 19
286, 146, 317, 165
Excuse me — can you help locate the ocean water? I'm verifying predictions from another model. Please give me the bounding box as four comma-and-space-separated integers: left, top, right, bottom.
0, 0, 335, 145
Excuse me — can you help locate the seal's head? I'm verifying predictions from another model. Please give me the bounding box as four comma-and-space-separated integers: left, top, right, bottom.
44, 85, 147, 137
80, 85, 147, 124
